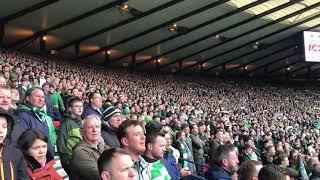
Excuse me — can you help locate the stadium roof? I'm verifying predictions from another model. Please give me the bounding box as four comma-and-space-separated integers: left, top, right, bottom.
1, 0, 320, 80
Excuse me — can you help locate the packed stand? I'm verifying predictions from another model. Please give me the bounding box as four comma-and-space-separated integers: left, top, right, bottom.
0, 48, 320, 179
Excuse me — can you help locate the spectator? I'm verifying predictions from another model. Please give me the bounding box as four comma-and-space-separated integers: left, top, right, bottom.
118, 120, 151, 180
15, 87, 56, 156
17, 129, 63, 180
98, 147, 135, 180
243, 136, 261, 161
275, 153, 299, 178
310, 163, 320, 180
258, 164, 289, 180
82, 92, 103, 118
176, 131, 196, 174
0, 76, 6, 86
70, 115, 109, 180
205, 144, 239, 180
17, 77, 29, 104
198, 121, 210, 162
49, 83, 65, 121
0, 85, 11, 111
238, 160, 263, 180
190, 123, 205, 174
0, 85, 22, 144
10, 88, 20, 110
57, 97, 83, 176
101, 106, 122, 147
143, 132, 171, 179
262, 145, 276, 165
163, 130, 188, 180
210, 128, 225, 155
181, 123, 193, 154
239, 145, 254, 164
42, 83, 54, 117
0, 108, 29, 179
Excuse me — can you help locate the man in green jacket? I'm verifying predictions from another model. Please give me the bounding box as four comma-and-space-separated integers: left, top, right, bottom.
70, 114, 109, 180
57, 97, 83, 176
49, 84, 65, 120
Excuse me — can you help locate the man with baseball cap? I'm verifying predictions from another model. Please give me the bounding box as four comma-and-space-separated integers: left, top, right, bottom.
101, 106, 122, 147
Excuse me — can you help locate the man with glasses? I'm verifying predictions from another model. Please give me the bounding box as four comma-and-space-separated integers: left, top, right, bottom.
82, 92, 103, 119
70, 114, 109, 180
57, 96, 83, 176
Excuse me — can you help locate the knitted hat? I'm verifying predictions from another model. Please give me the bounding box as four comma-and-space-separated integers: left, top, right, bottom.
26, 85, 42, 96
144, 115, 153, 123
102, 106, 121, 121
122, 107, 130, 115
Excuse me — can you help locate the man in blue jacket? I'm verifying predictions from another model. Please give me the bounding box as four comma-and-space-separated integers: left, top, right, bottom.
205, 144, 239, 180
15, 86, 55, 159
82, 92, 103, 119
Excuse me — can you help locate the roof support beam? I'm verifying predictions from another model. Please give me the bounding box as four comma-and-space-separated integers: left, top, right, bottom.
0, 22, 4, 48
105, 50, 110, 67
204, 20, 320, 73
76, 0, 230, 60
225, 44, 297, 73
54, 0, 185, 51
289, 62, 317, 74
180, 2, 320, 71
75, 43, 80, 58
131, 54, 136, 70
40, 36, 46, 55
0, 0, 59, 23
246, 53, 298, 74
7, 0, 128, 49
114, 0, 274, 65
267, 60, 301, 74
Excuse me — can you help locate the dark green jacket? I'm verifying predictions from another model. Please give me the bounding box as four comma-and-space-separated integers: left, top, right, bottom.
190, 132, 204, 159
57, 114, 82, 171
70, 141, 109, 180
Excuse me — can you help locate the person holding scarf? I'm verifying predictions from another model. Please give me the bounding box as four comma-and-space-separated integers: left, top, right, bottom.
15, 86, 56, 158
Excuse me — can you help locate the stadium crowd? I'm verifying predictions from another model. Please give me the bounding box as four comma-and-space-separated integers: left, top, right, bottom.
0, 48, 319, 180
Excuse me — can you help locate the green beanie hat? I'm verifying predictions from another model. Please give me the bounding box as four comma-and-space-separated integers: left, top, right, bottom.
122, 107, 131, 114
144, 115, 153, 123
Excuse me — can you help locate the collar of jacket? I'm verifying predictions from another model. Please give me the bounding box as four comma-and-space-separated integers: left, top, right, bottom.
212, 164, 233, 178
25, 153, 53, 170
133, 155, 149, 171
102, 121, 118, 133
77, 140, 107, 151
142, 154, 158, 163
64, 114, 82, 122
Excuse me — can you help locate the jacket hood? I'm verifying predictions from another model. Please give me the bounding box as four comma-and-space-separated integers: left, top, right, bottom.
0, 108, 16, 145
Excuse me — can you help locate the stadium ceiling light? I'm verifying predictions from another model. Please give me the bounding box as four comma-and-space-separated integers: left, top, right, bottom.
169, 23, 177, 32
119, 3, 129, 12
252, 41, 259, 49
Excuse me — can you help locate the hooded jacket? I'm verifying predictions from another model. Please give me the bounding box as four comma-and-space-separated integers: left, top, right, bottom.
0, 109, 29, 180
24, 155, 63, 180
57, 114, 82, 174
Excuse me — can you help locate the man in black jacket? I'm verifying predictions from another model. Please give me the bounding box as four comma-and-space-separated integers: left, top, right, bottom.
101, 106, 122, 147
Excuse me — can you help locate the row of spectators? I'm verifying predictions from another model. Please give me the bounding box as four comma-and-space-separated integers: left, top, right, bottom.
0, 48, 320, 180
